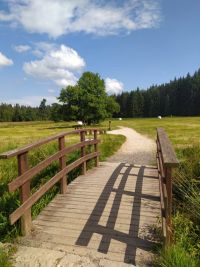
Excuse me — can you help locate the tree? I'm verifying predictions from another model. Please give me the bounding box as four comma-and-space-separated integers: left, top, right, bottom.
39, 98, 48, 120
77, 72, 107, 124
106, 96, 120, 118
50, 103, 63, 122
59, 85, 80, 121
59, 72, 117, 124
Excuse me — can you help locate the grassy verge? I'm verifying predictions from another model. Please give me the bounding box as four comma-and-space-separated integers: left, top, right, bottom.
158, 245, 200, 267
0, 244, 16, 267
0, 248, 12, 267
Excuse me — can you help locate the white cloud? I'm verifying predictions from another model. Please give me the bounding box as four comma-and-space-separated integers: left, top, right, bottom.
14, 45, 31, 53
32, 42, 56, 57
8, 95, 58, 107
23, 44, 85, 87
0, 0, 161, 38
0, 51, 13, 67
105, 78, 124, 95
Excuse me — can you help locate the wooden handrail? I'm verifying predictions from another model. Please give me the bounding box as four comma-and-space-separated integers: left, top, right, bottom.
0, 128, 101, 235
8, 140, 99, 192
0, 128, 101, 159
157, 128, 179, 167
9, 151, 100, 225
156, 127, 179, 246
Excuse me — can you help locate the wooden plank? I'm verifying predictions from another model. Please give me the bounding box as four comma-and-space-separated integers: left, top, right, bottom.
80, 131, 86, 175
157, 156, 166, 238
58, 136, 67, 194
10, 152, 99, 224
165, 166, 172, 246
18, 153, 32, 235
94, 130, 99, 167
157, 128, 179, 167
8, 140, 99, 192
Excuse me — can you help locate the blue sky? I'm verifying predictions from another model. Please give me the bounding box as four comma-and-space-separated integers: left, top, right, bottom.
0, 0, 200, 106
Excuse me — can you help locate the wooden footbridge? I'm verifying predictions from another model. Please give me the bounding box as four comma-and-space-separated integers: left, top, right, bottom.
0, 128, 179, 266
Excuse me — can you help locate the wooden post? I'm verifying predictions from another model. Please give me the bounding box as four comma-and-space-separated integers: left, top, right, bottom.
80, 131, 86, 175
94, 130, 99, 167
109, 120, 111, 131
165, 166, 172, 246
58, 136, 67, 194
18, 152, 31, 236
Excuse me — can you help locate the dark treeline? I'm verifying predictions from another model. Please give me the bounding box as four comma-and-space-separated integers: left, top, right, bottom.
114, 69, 200, 118
0, 99, 52, 122
1, 69, 200, 122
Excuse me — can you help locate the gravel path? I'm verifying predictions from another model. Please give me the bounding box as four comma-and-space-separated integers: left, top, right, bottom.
108, 127, 156, 165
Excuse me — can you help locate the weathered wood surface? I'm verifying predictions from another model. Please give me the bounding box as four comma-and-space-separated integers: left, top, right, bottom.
8, 140, 99, 193
10, 151, 100, 225
157, 128, 179, 167
156, 128, 179, 245
20, 162, 161, 266
2, 128, 100, 235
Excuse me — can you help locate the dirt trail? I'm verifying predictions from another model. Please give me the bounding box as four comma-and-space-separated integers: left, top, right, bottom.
108, 127, 156, 165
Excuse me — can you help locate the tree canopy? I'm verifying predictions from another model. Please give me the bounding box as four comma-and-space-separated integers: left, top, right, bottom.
58, 72, 119, 124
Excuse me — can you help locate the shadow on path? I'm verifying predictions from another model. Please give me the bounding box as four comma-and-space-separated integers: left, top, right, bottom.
76, 163, 159, 265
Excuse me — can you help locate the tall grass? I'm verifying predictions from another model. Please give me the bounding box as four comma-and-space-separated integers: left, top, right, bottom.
0, 247, 13, 267
159, 245, 200, 267
157, 145, 200, 266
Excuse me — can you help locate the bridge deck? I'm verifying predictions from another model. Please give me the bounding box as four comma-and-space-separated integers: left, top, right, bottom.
21, 162, 161, 266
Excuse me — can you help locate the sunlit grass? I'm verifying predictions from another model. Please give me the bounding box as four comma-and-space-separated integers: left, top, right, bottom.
102, 117, 200, 148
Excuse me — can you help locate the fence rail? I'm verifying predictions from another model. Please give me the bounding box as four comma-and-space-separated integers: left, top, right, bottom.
156, 128, 179, 246
0, 128, 101, 235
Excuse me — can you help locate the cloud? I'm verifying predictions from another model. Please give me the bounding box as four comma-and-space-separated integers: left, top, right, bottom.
105, 78, 124, 95
0, 51, 13, 67
0, 0, 161, 38
23, 44, 85, 87
32, 42, 56, 57
7, 95, 58, 107
14, 45, 31, 53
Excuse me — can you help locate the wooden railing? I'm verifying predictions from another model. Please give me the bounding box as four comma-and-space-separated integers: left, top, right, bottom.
0, 129, 101, 235
156, 128, 179, 246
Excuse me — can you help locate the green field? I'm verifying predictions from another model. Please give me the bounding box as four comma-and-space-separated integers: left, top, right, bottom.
1, 117, 200, 152
102, 116, 200, 148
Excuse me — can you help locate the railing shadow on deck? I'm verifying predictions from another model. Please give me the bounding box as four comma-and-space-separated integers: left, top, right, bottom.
76, 163, 160, 265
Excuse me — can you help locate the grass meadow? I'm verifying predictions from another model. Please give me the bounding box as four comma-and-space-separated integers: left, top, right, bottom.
0, 118, 200, 266
102, 116, 200, 148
